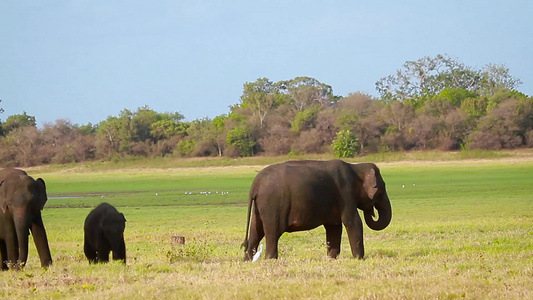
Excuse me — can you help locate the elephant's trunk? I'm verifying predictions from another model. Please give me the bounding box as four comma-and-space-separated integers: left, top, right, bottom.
364, 194, 392, 231
13, 208, 30, 269
31, 216, 52, 267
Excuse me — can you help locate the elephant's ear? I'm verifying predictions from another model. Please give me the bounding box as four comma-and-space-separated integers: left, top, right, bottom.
0, 180, 7, 213
363, 168, 378, 199
36, 178, 48, 210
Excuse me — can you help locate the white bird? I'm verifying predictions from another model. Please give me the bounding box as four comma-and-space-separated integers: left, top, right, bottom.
101, 195, 105, 199
252, 244, 264, 262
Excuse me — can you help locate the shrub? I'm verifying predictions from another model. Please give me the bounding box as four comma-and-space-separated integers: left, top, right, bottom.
291, 128, 325, 154
258, 124, 292, 155
226, 126, 255, 157
331, 129, 359, 158
176, 139, 196, 157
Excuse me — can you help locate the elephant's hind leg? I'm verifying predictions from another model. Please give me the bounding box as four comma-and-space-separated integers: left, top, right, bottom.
324, 223, 342, 258
263, 219, 282, 259
244, 213, 265, 261
264, 233, 280, 259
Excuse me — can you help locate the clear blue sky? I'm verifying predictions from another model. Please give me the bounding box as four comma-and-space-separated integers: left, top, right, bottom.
1, 1, 532, 126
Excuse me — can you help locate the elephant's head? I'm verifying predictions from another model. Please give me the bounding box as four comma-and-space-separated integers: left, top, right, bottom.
352, 163, 392, 231
0, 174, 52, 269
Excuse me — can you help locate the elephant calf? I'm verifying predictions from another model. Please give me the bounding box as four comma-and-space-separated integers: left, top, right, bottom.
84, 202, 126, 264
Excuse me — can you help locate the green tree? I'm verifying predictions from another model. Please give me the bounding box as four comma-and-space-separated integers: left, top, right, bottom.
478, 64, 522, 96
150, 120, 189, 140
376, 54, 521, 105
96, 116, 126, 156
78, 123, 97, 135
279, 76, 337, 111
184, 118, 220, 156
436, 88, 478, 107
212, 115, 228, 156
460, 97, 488, 119
334, 112, 380, 154
331, 129, 359, 158
335, 112, 359, 131
291, 105, 320, 132
1, 112, 36, 135
226, 125, 255, 157
486, 89, 528, 111
239, 78, 279, 129
176, 139, 196, 157
127, 106, 163, 142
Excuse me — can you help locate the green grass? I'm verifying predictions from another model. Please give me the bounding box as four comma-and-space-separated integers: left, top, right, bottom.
1, 157, 532, 299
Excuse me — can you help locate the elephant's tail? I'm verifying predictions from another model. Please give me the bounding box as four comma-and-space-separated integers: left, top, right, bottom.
242, 190, 256, 250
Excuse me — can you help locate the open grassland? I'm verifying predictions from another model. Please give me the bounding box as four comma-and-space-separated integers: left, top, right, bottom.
1, 155, 532, 299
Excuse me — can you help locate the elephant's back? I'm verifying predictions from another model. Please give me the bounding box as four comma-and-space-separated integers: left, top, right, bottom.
0, 168, 27, 181
252, 162, 332, 196
85, 203, 116, 225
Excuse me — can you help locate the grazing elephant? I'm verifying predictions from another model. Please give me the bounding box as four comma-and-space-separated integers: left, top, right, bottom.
0, 168, 52, 270
84, 202, 126, 264
242, 160, 392, 260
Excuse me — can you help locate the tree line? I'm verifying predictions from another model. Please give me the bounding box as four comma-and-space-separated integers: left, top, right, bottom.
1, 54, 532, 167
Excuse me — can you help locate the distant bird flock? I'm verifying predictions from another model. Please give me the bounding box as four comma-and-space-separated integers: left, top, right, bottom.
98, 191, 231, 199
184, 191, 230, 195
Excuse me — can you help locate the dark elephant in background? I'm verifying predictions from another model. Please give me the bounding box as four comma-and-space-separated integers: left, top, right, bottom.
84, 202, 126, 264
0, 168, 52, 270
242, 160, 392, 261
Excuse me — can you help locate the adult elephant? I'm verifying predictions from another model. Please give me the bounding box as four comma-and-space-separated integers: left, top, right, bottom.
242, 160, 392, 261
0, 168, 52, 270
84, 202, 126, 264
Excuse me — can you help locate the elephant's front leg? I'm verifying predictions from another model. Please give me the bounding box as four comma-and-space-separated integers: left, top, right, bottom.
4, 230, 19, 268
342, 213, 364, 259
98, 250, 110, 263
84, 238, 97, 264
31, 218, 52, 267
324, 223, 342, 258
96, 243, 111, 263
262, 217, 282, 259
0, 240, 8, 270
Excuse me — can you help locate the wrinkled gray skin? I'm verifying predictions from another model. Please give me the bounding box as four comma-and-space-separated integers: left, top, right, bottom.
84, 202, 126, 264
243, 160, 392, 261
0, 168, 52, 270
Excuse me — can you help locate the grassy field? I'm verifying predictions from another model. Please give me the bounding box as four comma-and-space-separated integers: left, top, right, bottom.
0, 154, 532, 299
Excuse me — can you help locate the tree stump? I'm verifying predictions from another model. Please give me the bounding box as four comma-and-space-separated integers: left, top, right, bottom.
171, 236, 185, 245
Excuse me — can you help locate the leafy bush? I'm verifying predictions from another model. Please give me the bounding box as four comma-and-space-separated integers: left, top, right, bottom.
331, 130, 359, 158
176, 139, 196, 157
226, 126, 255, 157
